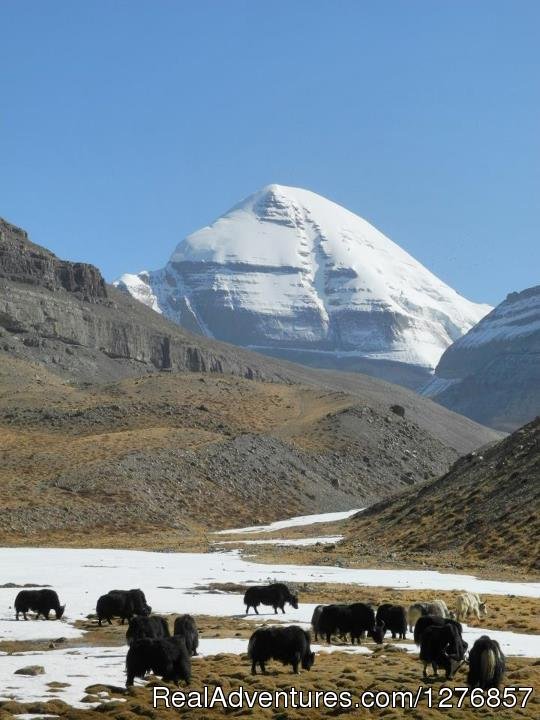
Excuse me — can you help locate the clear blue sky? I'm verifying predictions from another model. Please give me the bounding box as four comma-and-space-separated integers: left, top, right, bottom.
2, 0, 538, 305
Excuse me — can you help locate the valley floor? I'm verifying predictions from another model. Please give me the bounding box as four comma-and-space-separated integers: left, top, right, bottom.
0, 511, 539, 719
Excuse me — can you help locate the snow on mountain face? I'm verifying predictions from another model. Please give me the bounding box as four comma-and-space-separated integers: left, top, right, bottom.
115, 271, 161, 314
422, 285, 540, 431
115, 185, 490, 382
440, 285, 540, 351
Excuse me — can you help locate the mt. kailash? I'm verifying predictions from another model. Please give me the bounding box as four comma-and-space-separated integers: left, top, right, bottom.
116, 185, 491, 388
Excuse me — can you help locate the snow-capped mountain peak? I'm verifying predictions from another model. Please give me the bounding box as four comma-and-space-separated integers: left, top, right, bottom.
115, 184, 491, 387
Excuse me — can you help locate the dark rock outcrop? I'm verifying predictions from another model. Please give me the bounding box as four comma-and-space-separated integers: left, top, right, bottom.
0, 218, 107, 300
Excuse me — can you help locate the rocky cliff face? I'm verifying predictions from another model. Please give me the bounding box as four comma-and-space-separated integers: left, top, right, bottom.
422, 285, 540, 431
0, 218, 107, 300
0, 217, 292, 383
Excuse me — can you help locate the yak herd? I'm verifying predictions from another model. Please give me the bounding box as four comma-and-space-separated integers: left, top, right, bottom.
13, 583, 506, 693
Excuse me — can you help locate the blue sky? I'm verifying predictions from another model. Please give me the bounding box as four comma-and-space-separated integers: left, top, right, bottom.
1, 0, 538, 305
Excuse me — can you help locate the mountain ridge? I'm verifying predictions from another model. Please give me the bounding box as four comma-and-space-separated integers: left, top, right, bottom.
423, 284, 540, 430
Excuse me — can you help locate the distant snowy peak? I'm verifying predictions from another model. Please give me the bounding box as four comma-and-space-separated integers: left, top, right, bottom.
422, 285, 540, 430
446, 285, 540, 349
115, 184, 491, 382
427, 283, 540, 380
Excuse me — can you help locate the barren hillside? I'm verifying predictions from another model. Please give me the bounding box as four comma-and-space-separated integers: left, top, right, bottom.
1, 353, 468, 547
342, 417, 540, 572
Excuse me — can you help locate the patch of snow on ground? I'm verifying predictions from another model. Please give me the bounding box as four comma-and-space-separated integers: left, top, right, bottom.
213, 509, 362, 535
0, 646, 128, 707
461, 624, 540, 659
214, 536, 343, 547
313, 644, 372, 656
0, 616, 83, 642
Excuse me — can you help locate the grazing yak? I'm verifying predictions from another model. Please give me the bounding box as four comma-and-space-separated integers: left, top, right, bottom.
14, 589, 65, 621
414, 616, 467, 652
375, 603, 407, 639
311, 604, 351, 641
319, 603, 385, 645
126, 615, 170, 645
244, 583, 298, 615
456, 591, 487, 622
173, 614, 199, 656
419, 623, 466, 680
111, 588, 151, 615
97, 588, 151, 626
318, 604, 352, 643
467, 636, 505, 689
126, 635, 191, 687
248, 625, 314, 675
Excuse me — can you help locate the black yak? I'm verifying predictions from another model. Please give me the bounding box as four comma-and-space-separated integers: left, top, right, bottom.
414, 615, 466, 650
467, 636, 505, 690
318, 603, 384, 645
110, 588, 151, 615
375, 603, 407, 639
173, 614, 199, 656
125, 635, 191, 687
97, 588, 150, 626
248, 625, 314, 675
126, 615, 170, 645
350, 603, 385, 644
312, 604, 350, 642
419, 623, 465, 680
318, 604, 353, 643
14, 589, 65, 620
244, 583, 298, 615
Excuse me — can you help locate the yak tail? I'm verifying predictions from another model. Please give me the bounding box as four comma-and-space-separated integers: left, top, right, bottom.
247, 635, 256, 659
480, 648, 495, 686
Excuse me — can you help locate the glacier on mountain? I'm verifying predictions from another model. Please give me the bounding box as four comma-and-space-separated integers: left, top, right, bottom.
115, 184, 491, 387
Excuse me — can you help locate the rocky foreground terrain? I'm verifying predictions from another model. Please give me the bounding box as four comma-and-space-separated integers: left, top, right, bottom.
0, 217, 501, 546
